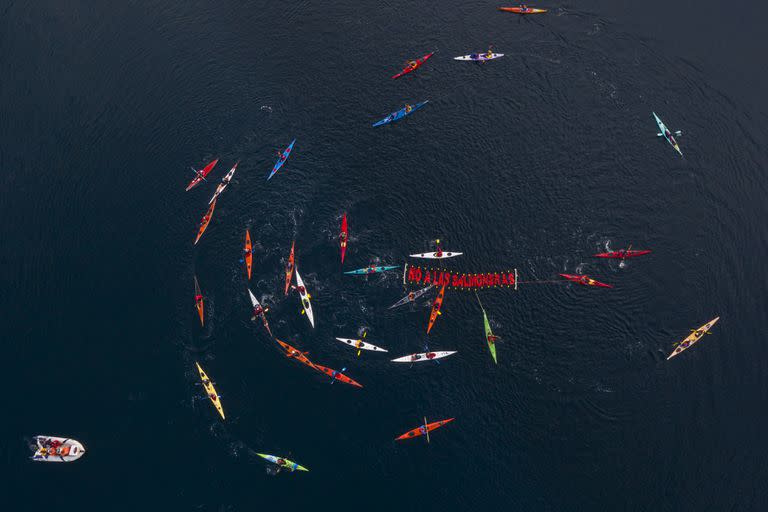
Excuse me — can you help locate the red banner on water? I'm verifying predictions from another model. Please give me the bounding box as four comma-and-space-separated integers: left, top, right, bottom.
406, 266, 517, 290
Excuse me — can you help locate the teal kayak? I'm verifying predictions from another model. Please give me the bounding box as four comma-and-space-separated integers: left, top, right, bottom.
257, 453, 308, 472
372, 101, 428, 127
344, 265, 400, 275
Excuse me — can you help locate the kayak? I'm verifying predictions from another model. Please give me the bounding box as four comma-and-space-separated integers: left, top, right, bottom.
267, 139, 296, 180
335, 337, 388, 353
559, 273, 613, 289
391, 351, 457, 363
284, 241, 295, 295
257, 453, 309, 472
594, 249, 652, 259
475, 293, 498, 364
295, 269, 315, 328
194, 275, 204, 327
667, 317, 720, 360
388, 284, 435, 309
312, 363, 363, 388
344, 265, 400, 275
275, 339, 316, 370
195, 361, 225, 420
185, 158, 218, 191
194, 199, 216, 245
31, 436, 86, 462
427, 283, 447, 334
409, 251, 462, 259
372, 101, 428, 127
340, 213, 348, 264
208, 161, 238, 204
248, 288, 272, 337
244, 230, 253, 280
653, 112, 683, 157
392, 51, 435, 79
499, 7, 548, 14
395, 418, 454, 441
454, 53, 504, 62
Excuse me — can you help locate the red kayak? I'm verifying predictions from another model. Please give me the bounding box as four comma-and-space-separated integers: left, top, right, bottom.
312, 363, 363, 388
396, 418, 454, 441
339, 213, 348, 263
391, 52, 435, 79
594, 249, 651, 259
185, 158, 218, 191
559, 274, 613, 289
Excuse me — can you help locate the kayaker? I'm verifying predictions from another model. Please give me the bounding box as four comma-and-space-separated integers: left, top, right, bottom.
435, 247, 443, 257
486, 47, 494, 59
408, 292, 416, 302
297, 285, 305, 294
409, 60, 417, 69
277, 458, 286, 466
253, 305, 263, 316
426, 352, 436, 359
405, 104, 413, 113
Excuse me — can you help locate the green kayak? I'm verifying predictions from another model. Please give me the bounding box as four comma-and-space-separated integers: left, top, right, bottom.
475, 293, 498, 364
257, 453, 309, 472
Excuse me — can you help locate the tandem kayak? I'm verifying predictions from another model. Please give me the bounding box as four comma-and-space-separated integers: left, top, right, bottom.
31, 436, 86, 462
372, 101, 428, 127
295, 269, 315, 328
388, 284, 435, 309
248, 288, 272, 337
194, 199, 216, 245
312, 363, 363, 388
391, 351, 457, 363
185, 158, 218, 191
208, 161, 238, 204
454, 53, 504, 62
667, 317, 720, 360
267, 139, 296, 180
195, 362, 225, 420
427, 283, 447, 334
653, 112, 683, 156
257, 453, 309, 472
340, 213, 348, 264
499, 6, 548, 14
194, 275, 205, 327
335, 337, 388, 353
275, 339, 316, 370
594, 249, 651, 259
344, 265, 400, 275
284, 241, 295, 295
559, 273, 613, 289
392, 51, 435, 79
395, 418, 454, 441
244, 230, 253, 280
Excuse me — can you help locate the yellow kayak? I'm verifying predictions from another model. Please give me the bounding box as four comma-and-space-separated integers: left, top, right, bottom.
195, 362, 225, 419
666, 317, 720, 360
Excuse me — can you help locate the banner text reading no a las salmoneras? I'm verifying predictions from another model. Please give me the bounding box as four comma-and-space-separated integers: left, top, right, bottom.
406, 266, 517, 290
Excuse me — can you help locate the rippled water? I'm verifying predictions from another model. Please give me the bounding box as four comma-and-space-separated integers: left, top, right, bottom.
4, 1, 768, 510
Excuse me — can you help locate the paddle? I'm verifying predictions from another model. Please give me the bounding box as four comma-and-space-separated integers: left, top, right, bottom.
424, 417, 430, 444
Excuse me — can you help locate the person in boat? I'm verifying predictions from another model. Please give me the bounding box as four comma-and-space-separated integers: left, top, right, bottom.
356, 340, 364, 349
297, 285, 305, 294
407, 292, 416, 302
435, 247, 443, 257
412, 354, 422, 361
426, 352, 436, 359
419, 425, 428, 435
209, 392, 218, 401
408, 60, 418, 69
405, 104, 413, 113
486, 47, 494, 59
339, 230, 347, 242
253, 305, 264, 316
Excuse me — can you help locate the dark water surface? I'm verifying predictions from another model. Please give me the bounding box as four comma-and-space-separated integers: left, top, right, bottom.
3, 1, 768, 510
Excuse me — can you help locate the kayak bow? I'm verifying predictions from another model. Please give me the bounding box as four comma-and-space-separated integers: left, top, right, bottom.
391, 51, 435, 79
667, 317, 720, 360
372, 101, 429, 127
267, 139, 296, 180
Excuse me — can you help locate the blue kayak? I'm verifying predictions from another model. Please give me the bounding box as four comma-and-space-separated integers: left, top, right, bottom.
267, 139, 296, 180
372, 101, 429, 127
344, 265, 400, 275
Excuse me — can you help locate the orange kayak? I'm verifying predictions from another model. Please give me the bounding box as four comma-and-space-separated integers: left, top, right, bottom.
194, 199, 216, 245
499, 6, 548, 14
396, 418, 454, 441
244, 230, 253, 280
312, 363, 363, 388
275, 339, 316, 370
284, 241, 295, 295
427, 283, 447, 334
194, 276, 204, 327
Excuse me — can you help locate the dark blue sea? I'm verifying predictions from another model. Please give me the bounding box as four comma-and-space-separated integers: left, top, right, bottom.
3, 1, 768, 510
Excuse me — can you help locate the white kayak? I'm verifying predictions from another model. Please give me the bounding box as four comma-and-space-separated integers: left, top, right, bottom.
388, 284, 435, 309
294, 269, 315, 328
454, 53, 504, 61
391, 351, 457, 363
335, 337, 388, 353
409, 251, 462, 259
31, 436, 86, 462
208, 161, 238, 204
